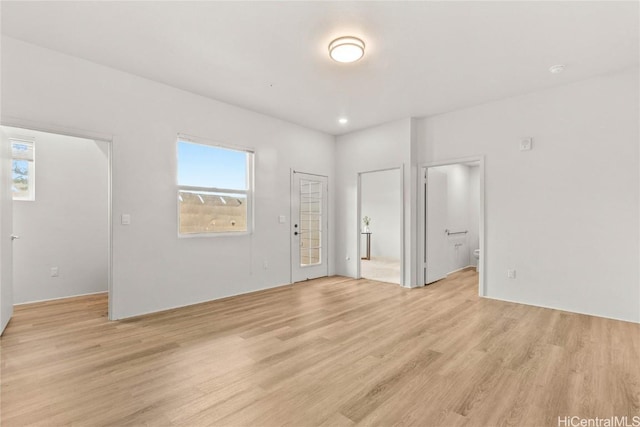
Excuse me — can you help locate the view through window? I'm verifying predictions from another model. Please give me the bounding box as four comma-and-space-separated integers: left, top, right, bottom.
177, 139, 253, 235
11, 139, 35, 201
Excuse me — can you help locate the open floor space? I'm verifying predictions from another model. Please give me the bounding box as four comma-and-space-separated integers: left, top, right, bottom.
1, 271, 638, 426
360, 257, 401, 285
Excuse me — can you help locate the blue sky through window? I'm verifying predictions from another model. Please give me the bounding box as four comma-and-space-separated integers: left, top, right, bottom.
178, 141, 247, 190
12, 159, 28, 181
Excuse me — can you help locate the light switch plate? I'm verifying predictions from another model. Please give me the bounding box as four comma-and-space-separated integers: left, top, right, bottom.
279, 215, 286, 224
121, 214, 131, 225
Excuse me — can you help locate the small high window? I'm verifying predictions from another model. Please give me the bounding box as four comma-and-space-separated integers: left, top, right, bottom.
11, 139, 35, 201
177, 137, 253, 235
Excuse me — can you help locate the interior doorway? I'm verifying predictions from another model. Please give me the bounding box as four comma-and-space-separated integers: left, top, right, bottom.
357, 167, 403, 285
0, 128, 14, 334
0, 123, 112, 325
420, 158, 485, 294
291, 171, 329, 282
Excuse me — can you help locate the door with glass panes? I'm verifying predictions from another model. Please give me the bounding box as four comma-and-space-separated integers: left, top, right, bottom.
291, 172, 328, 282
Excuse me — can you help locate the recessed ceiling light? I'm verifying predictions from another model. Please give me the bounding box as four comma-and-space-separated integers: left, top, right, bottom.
549, 64, 565, 74
329, 37, 365, 63
338, 117, 348, 124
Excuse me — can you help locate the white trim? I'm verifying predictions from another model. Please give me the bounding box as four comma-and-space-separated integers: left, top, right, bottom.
178, 230, 252, 238
447, 265, 476, 275
115, 281, 295, 320
14, 291, 107, 306
418, 156, 485, 296
356, 165, 405, 287
1, 116, 114, 142
177, 132, 255, 154
422, 156, 484, 169
290, 169, 294, 284
179, 185, 249, 195
291, 169, 328, 178
0, 118, 114, 320
483, 294, 640, 325
356, 175, 361, 279
107, 138, 114, 320
399, 164, 405, 287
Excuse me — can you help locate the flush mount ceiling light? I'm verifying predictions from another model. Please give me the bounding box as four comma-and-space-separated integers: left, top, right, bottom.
338, 117, 349, 124
329, 36, 365, 63
549, 64, 565, 74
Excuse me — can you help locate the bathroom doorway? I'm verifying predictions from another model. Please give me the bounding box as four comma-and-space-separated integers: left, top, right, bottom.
419, 158, 484, 294
357, 167, 403, 285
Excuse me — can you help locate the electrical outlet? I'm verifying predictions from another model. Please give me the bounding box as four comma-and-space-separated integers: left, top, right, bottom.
346, 255, 351, 261
50, 267, 59, 277
263, 260, 268, 269
507, 269, 516, 279
520, 138, 532, 151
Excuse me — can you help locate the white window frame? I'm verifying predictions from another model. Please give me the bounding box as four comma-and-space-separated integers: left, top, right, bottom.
10, 138, 35, 202
176, 134, 254, 237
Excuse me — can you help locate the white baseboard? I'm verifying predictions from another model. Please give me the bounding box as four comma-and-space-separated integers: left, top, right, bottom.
481, 294, 640, 325
15, 290, 108, 306
446, 265, 476, 275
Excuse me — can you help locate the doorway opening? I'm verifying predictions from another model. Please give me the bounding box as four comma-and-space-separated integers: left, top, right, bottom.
1, 124, 112, 322
420, 157, 484, 295
357, 167, 404, 285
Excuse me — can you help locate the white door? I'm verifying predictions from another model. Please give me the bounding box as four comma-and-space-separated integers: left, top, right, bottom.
0, 128, 14, 334
291, 172, 328, 282
426, 168, 448, 284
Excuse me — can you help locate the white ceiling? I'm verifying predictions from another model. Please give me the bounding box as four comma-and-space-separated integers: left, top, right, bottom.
1, 1, 638, 135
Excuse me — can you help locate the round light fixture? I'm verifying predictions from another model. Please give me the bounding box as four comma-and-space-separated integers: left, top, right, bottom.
549, 64, 565, 74
338, 117, 349, 124
329, 36, 365, 63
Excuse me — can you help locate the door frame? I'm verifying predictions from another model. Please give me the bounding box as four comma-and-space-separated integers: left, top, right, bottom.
418, 156, 485, 296
290, 169, 329, 283
0, 127, 14, 334
1, 117, 115, 319
356, 165, 405, 286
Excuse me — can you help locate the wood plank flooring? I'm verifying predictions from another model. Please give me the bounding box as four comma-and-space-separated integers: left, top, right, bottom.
1, 271, 639, 426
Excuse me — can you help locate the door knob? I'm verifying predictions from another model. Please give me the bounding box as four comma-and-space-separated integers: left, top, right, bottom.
11, 235, 19, 241
294, 232, 298, 236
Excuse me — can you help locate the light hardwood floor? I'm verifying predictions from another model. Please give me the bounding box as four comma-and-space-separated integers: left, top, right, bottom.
1, 271, 638, 426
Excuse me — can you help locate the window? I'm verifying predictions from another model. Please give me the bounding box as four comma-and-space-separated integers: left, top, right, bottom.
177, 137, 253, 235
11, 139, 35, 201
299, 179, 323, 266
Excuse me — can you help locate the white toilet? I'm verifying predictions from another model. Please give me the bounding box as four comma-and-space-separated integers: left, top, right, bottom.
473, 249, 480, 272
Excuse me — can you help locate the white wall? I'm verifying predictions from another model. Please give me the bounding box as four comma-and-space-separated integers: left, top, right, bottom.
335, 118, 417, 285
1, 37, 336, 319
7, 128, 108, 304
360, 168, 401, 259
417, 67, 639, 322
